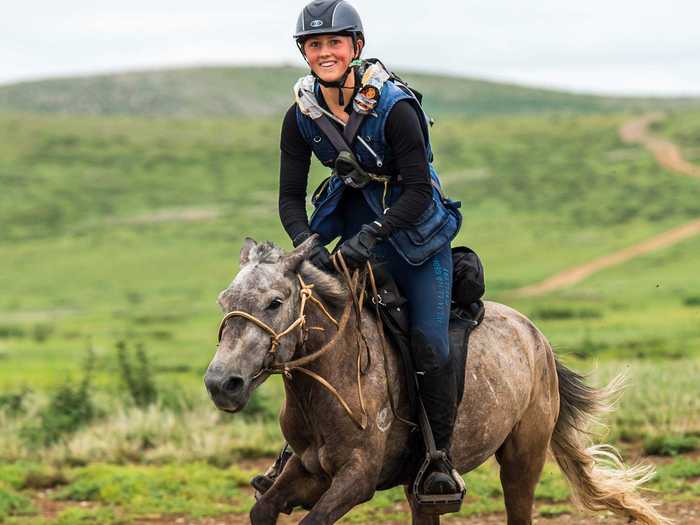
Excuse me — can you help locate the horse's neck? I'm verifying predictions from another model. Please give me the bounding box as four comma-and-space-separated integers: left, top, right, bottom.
295, 300, 377, 381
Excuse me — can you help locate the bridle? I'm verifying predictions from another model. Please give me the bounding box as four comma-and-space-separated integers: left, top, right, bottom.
215, 254, 413, 431
216, 258, 366, 428
217, 273, 341, 371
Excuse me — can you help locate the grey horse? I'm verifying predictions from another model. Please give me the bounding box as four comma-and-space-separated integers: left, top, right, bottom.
204, 237, 668, 525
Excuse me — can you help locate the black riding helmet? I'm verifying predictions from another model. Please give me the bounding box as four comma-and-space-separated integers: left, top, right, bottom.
294, 0, 365, 105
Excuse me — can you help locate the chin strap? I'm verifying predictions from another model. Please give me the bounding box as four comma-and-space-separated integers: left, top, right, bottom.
312, 66, 356, 106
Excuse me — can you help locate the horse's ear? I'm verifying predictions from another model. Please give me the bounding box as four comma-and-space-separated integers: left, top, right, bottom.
283, 234, 318, 272
240, 238, 257, 266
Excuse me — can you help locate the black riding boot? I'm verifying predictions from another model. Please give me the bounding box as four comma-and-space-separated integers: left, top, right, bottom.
414, 344, 460, 495
250, 443, 293, 496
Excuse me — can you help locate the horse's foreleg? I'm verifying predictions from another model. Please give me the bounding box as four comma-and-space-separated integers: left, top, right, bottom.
250, 455, 329, 525
299, 451, 376, 525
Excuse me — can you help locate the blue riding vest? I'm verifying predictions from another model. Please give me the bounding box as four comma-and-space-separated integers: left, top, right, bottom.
296, 78, 462, 266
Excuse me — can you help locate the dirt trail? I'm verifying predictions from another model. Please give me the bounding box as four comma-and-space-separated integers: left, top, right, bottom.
620, 113, 700, 178
515, 113, 700, 297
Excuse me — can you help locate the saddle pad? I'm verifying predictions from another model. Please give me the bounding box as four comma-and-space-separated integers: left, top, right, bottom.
449, 301, 484, 406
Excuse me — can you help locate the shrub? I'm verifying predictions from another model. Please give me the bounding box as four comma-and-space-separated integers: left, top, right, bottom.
21, 468, 68, 490
0, 324, 25, 339
116, 341, 158, 407
0, 389, 29, 416
21, 347, 96, 446
565, 336, 607, 359
643, 435, 700, 456
32, 323, 54, 343
531, 307, 603, 320
0, 483, 35, 521
683, 295, 700, 307
241, 390, 277, 422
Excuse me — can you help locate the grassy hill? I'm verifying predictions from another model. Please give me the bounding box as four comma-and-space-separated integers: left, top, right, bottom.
1, 65, 699, 117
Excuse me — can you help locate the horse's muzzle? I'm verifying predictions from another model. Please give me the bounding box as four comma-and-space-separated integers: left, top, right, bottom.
204, 367, 249, 412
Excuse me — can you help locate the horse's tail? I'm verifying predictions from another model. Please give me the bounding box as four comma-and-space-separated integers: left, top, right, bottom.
550, 358, 671, 525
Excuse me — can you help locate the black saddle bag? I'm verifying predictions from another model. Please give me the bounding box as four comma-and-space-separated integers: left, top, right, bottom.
451, 246, 485, 308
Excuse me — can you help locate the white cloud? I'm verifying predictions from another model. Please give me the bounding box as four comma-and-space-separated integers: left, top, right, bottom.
1, 0, 699, 95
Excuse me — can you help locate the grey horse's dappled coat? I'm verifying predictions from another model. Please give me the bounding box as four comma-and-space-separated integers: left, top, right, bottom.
205, 238, 669, 525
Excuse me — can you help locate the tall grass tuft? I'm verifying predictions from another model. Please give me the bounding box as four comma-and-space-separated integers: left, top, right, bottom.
0, 389, 29, 417
116, 340, 157, 407
21, 347, 96, 446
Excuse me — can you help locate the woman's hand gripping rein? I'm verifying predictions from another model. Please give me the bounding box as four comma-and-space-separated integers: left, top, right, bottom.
293, 231, 335, 273
337, 221, 386, 270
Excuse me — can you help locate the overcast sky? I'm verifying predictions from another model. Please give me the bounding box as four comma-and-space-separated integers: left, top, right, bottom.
2, 0, 699, 95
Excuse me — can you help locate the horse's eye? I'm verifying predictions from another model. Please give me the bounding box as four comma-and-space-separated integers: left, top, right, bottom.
267, 298, 283, 311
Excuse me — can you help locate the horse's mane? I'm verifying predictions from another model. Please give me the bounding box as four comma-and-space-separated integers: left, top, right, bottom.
244, 240, 348, 309
247, 241, 285, 265
299, 262, 348, 309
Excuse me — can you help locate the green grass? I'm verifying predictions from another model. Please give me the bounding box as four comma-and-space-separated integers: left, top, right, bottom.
644, 435, 700, 456
0, 482, 35, 523
2, 457, 700, 523
1, 462, 253, 524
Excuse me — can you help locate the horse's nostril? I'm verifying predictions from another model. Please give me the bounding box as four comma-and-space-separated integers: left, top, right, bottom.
222, 375, 245, 394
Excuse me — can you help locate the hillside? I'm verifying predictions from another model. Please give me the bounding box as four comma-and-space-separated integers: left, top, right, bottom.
1, 65, 698, 117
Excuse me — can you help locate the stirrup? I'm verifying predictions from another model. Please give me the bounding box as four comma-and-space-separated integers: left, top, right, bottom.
410, 450, 466, 515
409, 395, 466, 516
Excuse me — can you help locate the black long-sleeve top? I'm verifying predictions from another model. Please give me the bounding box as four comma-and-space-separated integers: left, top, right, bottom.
278, 97, 433, 243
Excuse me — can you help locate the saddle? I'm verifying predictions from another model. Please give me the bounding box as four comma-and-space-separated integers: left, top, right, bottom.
367, 248, 485, 411
366, 249, 485, 514
368, 264, 484, 408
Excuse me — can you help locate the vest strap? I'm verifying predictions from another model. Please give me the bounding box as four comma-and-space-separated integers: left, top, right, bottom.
314, 115, 352, 155
343, 111, 367, 146
312, 110, 367, 157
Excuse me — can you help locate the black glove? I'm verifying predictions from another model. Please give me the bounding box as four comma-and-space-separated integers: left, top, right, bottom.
309, 243, 334, 272
292, 230, 334, 272
337, 221, 385, 270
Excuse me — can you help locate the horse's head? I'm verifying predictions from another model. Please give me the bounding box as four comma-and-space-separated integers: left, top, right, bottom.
204, 235, 344, 412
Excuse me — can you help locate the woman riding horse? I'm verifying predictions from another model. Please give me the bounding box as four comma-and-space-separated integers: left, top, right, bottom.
253, 0, 463, 497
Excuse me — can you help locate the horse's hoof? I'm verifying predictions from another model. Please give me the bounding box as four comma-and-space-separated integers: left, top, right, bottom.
251, 474, 274, 497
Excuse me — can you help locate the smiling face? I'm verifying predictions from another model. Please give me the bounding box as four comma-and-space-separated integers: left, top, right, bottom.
302, 34, 362, 83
